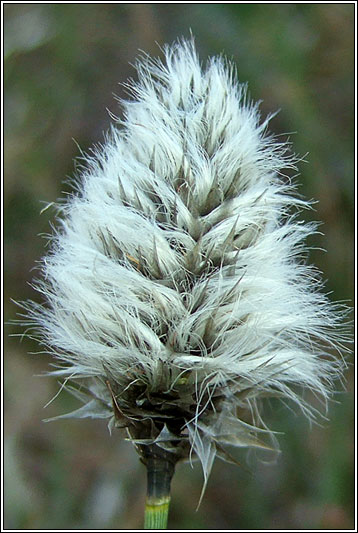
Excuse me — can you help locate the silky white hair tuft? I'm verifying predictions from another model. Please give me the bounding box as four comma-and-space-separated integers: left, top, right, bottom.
20, 38, 349, 493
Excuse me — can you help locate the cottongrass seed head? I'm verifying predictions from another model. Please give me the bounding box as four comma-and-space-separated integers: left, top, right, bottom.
21, 38, 349, 496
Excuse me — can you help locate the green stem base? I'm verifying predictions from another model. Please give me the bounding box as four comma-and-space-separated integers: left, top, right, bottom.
141, 445, 176, 529
144, 495, 170, 529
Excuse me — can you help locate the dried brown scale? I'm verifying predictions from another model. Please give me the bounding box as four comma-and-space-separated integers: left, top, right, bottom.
107, 380, 204, 473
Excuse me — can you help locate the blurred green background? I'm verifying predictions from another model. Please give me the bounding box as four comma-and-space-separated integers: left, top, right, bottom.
4, 3, 354, 530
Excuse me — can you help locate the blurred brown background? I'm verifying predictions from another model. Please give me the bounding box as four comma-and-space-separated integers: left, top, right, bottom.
4, 4, 354, 530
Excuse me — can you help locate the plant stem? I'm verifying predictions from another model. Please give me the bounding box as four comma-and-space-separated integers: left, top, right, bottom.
143, 452, 175, 529
144, 494, 170, 529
